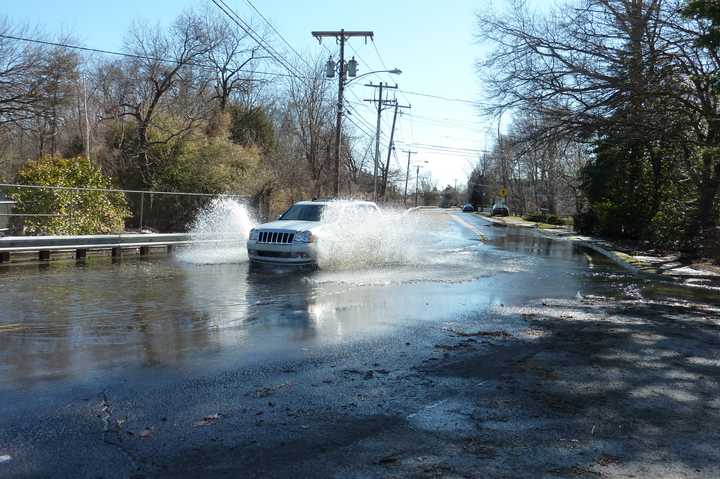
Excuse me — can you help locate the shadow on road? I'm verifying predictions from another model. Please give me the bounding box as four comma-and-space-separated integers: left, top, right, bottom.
130, 296, 720, 478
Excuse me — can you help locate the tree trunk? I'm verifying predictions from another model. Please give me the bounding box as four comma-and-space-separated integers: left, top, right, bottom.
691, 147, 720, 256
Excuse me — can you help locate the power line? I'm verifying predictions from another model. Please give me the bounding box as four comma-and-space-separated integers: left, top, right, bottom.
346, 101, 389, 142
347, 40, 412, 110
398, 89, 484, 106
0, 33, 197, 66
408, 113, 487, 128
0, 32, 278, 80
346, 96, 392, 137
345, 114, 375, 139
369, 39, 412, 107
2, 33, 487, 110
371, 39, 389, 72
0, 34, 386, 144
210, 0, 303, 79
413, 142, 485, 153
241, 0, 309, 68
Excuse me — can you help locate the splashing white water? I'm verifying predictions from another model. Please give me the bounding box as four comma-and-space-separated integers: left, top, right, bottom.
178, 198, 486, 274
177, 198, 256, 264
314, 201, 441, 270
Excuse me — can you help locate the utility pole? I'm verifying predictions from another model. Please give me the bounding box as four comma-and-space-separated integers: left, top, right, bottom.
364, 82, 397, 201
402, 150, 417, 206
413, 160, 429, 207
414, 164, 423, 208
312, 30, 374, 197
381, 103, 410, 199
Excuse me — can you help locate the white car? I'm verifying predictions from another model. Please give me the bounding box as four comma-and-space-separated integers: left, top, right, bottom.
247, 200, 380, 266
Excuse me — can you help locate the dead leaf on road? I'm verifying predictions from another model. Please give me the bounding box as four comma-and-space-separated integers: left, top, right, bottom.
192, 413, 221, 427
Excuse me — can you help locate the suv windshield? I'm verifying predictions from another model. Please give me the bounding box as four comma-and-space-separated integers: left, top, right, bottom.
279, 204, 324, 221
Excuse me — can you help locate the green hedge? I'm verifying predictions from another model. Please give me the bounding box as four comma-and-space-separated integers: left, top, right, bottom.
11, 156, 130, 235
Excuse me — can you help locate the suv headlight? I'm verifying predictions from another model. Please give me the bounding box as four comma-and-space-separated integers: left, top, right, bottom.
293, 230, 316, 243
249, 229, 259, 240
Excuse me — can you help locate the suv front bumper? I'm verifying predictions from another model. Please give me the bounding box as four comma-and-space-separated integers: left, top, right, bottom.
246, 239, 317, 265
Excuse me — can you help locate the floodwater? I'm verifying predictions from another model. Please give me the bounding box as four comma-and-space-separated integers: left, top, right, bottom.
1, 209, 717, 390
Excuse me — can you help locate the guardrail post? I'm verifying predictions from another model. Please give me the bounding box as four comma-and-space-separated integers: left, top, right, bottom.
111, 247, 122, 262
75, 249, 87, 261
39, 250, 50, 261
139, 192, 145, 231
0, 252, 9, 263
139, 246, 149, 256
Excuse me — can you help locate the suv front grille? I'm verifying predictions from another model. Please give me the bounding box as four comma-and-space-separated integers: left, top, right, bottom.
257, 230, 295, 244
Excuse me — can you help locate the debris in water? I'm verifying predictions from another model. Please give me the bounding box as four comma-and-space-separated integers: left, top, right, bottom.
0, 324, 26, 333
254, 382, 290, 398
444, 328, 511, 338
377, 455, 399, 465
192, 413, 221, 427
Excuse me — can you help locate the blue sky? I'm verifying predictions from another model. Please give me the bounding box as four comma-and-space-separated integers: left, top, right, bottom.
4, 0, 522, 188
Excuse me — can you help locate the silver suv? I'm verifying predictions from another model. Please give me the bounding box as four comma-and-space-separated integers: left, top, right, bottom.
247, 200, 380, 266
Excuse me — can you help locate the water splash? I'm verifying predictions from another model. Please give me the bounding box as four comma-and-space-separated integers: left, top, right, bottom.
314, 201, 443, 270
177, 197, 256, 264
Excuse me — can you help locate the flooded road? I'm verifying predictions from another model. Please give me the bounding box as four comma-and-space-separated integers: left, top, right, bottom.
3, 210, 720, 479
0, 210, 715, 390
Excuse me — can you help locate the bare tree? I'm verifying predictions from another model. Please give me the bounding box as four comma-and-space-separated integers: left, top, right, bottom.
286, 59, 335, 197
199, 10, 268, 112
0, 18, 45, 130
35, 45, 80, 157
477, 0, 676, 141
100, 14, 210, 184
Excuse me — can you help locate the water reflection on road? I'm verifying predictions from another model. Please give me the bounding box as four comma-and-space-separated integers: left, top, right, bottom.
2, 211, 712, 389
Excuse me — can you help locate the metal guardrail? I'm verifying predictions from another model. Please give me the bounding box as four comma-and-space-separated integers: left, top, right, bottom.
0, 233, 241, 263
0, 233, 194, 249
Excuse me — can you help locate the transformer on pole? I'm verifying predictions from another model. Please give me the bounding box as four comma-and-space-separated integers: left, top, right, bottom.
312, 30, 374, 197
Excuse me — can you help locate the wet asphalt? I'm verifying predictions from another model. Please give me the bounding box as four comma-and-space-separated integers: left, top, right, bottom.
2, 211, 720, 478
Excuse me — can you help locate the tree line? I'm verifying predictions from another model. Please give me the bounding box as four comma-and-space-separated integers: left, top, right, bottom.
472, 0, 720, 258
0, 9, 397, 232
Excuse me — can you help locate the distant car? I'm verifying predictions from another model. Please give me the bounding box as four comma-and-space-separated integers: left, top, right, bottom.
491, 204, 509, 216
247, 200, 380, 266
462, 204, 475, 212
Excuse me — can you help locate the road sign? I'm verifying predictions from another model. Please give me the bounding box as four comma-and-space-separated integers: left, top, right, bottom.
499, 186, 508, 198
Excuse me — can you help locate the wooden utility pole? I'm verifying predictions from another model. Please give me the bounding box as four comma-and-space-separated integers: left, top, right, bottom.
364, 82, 397, 201
415, 163, 423, 207
402, 150, 417, 206
312, 30, 373, 197
381, 103, 410, 199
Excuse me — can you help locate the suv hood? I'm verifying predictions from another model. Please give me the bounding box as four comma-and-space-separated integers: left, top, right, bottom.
254, 220, 321, 232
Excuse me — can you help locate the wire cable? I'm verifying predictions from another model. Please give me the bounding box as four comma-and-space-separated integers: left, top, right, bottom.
241, 0, 309, 68
210, 0, 303, 79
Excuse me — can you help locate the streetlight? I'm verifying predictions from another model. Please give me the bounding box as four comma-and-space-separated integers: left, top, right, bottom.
325, 57, 401, 197
344, 67, 402, 85
414, 160, 429, 207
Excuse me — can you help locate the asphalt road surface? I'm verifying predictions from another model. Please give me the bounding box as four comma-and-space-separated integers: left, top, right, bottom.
2, 210, 720, 478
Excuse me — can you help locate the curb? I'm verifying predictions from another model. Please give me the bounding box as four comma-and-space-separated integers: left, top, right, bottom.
473, 212, 719, 282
